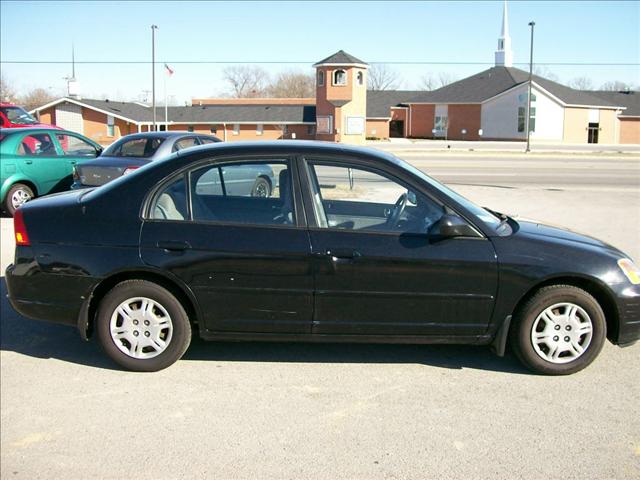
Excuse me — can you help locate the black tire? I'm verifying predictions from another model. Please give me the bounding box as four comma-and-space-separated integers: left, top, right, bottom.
251, 177, 271, 198
4, 183, 34, 217
96, 280, 192, 372
510, 285, 606, 375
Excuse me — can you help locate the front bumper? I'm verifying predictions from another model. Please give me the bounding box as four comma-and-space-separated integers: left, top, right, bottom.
612, 283, 640, 347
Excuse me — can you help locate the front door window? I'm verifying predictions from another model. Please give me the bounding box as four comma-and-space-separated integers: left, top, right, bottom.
307, 163, 445, 234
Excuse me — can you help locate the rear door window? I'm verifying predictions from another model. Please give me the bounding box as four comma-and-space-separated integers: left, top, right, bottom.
16, 133, 59, 156
109, 137, 164, 158
189, 160, 294, 225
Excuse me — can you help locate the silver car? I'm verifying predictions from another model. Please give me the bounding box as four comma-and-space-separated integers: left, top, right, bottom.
73, 132, 221, 188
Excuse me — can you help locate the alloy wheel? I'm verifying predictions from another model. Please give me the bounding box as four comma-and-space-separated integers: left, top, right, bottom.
11, 188, 32, 210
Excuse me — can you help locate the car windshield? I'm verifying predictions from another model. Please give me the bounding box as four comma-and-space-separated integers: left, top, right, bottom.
392, 155, 502, 228
1, 106, 39, 125
103, 137, 165, 158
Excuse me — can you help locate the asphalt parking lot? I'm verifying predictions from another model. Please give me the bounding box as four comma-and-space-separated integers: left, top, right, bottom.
1, 153, 639, 479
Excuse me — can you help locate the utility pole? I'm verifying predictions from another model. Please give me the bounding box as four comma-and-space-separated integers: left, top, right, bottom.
526, 21, 535, 153
151, 24, 158, 131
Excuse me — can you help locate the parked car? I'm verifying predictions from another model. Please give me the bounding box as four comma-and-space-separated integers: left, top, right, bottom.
6, 142, 639, 373
0, 103, 58, 129
73, 131, 222, 188
0, 127, 102, 216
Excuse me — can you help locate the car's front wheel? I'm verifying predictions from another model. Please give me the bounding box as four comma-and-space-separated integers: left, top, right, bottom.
4, 183, 34, 217
96, 280, 192, 371
510, 285, 606, 375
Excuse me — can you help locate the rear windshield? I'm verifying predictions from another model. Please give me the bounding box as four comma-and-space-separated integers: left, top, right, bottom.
1, 106, 38, 125
103, 137, 165, 158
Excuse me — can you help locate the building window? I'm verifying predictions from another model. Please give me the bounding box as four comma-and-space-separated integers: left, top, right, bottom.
434, 115, 448, 134
333, 69, 347, 86
316, 116, 333, 134
318, 70, 324, 87
283, 125, 289, 135
517, 107, 536, 133
187, 125, 194, 132
232, 124, 240, 135
107, 115, 115, 136
307, 125, 316, 135
356, 71, 363, 86
256, 124, 263, 136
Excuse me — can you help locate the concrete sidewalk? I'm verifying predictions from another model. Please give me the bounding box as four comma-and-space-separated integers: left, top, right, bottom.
368, 138, 640, 155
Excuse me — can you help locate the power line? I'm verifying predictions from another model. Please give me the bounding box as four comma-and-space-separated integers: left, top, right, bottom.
1, 60, 638, 66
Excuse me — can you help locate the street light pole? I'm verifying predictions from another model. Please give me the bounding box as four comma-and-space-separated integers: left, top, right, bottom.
526, 21, 535, 153
151, 24, 158, 131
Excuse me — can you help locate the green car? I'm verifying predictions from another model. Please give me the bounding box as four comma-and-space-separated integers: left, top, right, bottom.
0, 127, 103, 216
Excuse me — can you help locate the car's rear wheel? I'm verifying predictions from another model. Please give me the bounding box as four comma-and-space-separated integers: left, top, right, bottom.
96, 280, 191, 371
251, 177, 271, 197
4, 183, 34, 217
510, 285, 606, 375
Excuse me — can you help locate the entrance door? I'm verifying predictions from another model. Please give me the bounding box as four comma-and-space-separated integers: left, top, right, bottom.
389, 120, 405, 138
588, 123, 599, 144
302, 160, 498, 336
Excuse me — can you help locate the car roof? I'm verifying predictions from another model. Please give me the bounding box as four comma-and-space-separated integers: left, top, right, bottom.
0, 126, 72, 135
175, 140, 402, 166
114, 131, 219, 141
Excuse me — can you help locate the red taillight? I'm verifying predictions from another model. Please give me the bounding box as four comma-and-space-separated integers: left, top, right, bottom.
123, 166, 140, 175
14, 209, 30, 246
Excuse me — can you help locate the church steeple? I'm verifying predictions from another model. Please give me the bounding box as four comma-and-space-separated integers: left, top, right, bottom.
495, 0, 513, 67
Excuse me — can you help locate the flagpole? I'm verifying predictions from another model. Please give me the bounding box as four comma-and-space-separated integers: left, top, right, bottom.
164, 72, 168, 130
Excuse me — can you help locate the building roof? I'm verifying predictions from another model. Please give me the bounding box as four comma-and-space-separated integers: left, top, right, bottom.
313, 50, 368, 67
406, 66, 622, 108
366, 90, 424, 118
32, 97, 316, 124
192, 97, 316, 106
588, 91, 640, 117
168, 104, 317, 123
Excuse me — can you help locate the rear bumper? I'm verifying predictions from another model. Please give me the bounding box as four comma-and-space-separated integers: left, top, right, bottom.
5, 262, 94, 329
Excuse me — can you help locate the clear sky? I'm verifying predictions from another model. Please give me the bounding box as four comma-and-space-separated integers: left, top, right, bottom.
1, 0, 638, 104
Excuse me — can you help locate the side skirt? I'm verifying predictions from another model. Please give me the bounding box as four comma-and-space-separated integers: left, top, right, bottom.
200, 330, 494, 346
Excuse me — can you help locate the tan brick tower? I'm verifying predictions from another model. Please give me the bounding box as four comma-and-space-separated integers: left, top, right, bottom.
313, 50, 368, 144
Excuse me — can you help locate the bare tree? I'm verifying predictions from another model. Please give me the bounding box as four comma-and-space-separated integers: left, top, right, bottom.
568, 77, 594, 90
223, 65, 269, 98
418, 74, 437, 91
418, 72, 457, 90
533, 66, 559, 82
0, 74, 17, 102
19, 88, 56, 110
266, 70, 315, 98
600, 80, 636, 91
436, 72, 457, 88
368, 64, 400, 91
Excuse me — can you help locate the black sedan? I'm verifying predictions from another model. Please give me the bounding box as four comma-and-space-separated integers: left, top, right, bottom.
73, 131, 221, 187
6, 141, 640, 374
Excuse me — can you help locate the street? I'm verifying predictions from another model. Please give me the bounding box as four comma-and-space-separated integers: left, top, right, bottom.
1, 152, 639, 479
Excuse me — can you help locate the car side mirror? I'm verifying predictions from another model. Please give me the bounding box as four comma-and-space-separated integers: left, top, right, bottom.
95, 147, 103, 157
430, 214, 480, 238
